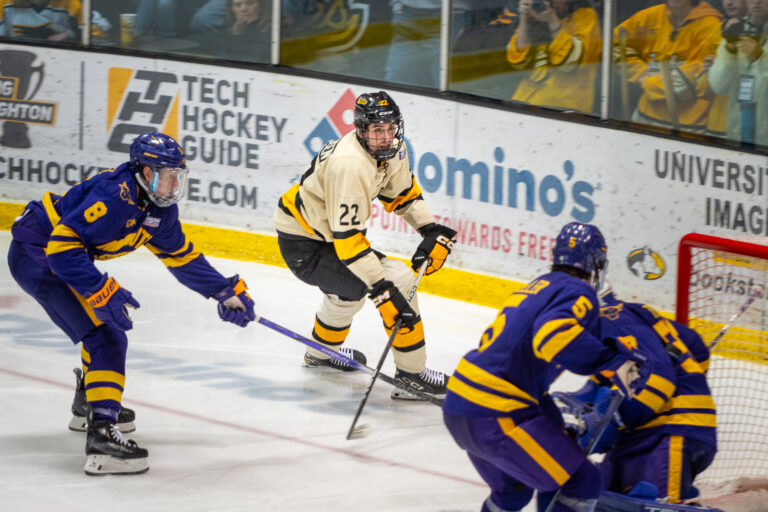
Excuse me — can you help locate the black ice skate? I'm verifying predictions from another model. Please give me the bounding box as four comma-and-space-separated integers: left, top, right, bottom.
69, 368, 136, 433
302, 347, 367, 372
84, 410, 149, 476
391, 367, 447, 401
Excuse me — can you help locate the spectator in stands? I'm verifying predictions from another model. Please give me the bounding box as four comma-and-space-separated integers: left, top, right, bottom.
506, 0, 602, 114
189, 0, 226, 33
384, 0, 472, 88
0, 0, 78, 41
707, 0, 768, 144
702, 0, 748, 139
133, 0, 178, 41
613, 0, 722, 132
191, 0, 268, 62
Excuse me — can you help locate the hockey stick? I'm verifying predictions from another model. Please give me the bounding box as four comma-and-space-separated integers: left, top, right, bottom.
347, 261, 429, 440
543, 389, 625, 512
254, 310, 443, 407
708, 283, 765, 351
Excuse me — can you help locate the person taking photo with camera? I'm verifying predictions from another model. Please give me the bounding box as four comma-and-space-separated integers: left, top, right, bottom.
506, 0, 602, 114
708, 0, 768, 145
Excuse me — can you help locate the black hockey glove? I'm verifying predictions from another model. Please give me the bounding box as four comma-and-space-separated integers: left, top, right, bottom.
369, 279, 418, 331
411, 223, 457, 275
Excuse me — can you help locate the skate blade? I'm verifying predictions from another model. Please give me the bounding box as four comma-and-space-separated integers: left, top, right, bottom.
84, 454, 149, 476
68, 416, 136, 434
390, 389, 443, 401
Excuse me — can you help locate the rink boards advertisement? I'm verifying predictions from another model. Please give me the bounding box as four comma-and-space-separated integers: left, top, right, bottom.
1, 43, 768, 310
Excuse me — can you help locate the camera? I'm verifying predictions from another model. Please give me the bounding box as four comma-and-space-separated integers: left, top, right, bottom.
722, 18, 763, 43
531, 0, 548, 13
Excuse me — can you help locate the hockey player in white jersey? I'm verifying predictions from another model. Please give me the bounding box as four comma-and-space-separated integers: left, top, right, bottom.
273, 90, 457, 400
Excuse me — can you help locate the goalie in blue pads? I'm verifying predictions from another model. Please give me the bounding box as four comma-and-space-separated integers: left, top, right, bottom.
554, 286, 717, 509
442, 222, 651, 512
7, 132, 256, 475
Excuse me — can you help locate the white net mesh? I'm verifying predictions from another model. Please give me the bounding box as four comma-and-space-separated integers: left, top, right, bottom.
682, 237, 768, 489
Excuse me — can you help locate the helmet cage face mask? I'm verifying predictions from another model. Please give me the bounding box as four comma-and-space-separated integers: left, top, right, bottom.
138, 165, 189, 207
130, 132, 188, 207
354, 91, 404, 161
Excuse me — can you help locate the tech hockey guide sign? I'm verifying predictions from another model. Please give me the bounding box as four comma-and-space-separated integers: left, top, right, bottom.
1, 43, 766, 311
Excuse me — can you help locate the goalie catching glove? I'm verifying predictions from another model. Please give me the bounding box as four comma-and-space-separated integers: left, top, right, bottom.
551, 386, 623, 453
214, 275, 256, 327
86, 274, 140, 331
411, 223, 457, 275
369, 279, 418, 331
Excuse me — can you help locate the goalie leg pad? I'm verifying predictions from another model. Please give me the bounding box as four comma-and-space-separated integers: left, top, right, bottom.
595, 491, 724, 512
602, 435, 716, 504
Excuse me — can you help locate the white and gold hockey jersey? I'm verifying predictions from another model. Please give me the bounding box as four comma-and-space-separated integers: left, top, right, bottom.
274, 131, 435, 288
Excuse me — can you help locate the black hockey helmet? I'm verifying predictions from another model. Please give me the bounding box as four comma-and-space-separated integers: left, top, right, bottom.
353, 91, 404, 161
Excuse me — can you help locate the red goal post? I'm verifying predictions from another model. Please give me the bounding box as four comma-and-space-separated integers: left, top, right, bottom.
676, 233, 768, 497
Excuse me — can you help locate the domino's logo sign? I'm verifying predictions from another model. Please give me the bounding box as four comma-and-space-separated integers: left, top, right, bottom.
303, 89, 356, 156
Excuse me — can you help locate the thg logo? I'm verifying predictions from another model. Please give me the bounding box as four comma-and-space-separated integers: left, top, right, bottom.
107, 68, 179, 153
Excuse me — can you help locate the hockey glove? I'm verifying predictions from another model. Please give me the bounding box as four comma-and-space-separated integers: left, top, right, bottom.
552, 387, 622, 453
603, 337, 651, 397
214, 275, 256, 327
86, 274, 140, 331
369, 279, 418, 331
411, 223, 458, 275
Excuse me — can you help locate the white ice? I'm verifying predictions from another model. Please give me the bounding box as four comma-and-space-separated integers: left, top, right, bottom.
0, 231, 585, 512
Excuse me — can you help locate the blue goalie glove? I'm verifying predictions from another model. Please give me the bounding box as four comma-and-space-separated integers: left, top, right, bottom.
552, 387, 623, 453
214, 275, 256, 327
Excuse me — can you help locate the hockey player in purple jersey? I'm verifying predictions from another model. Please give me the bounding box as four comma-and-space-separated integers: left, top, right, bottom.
442, 222, 650, 512
7, 132, 256, 475
555, 286, 717, 511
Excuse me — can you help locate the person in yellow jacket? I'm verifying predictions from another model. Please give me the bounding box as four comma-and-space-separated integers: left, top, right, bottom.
507, 0, 602, 114
613, 0, 722, 131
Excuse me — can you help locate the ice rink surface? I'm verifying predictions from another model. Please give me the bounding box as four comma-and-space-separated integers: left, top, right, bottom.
0, 231, 583, 512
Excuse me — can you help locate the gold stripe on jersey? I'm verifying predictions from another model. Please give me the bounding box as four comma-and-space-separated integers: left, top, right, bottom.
389, 320, 425, 350
532, 318, 584, 362
278, 184, 315, 236
42, 191, 61, 225
497, 417, 570, 485
146, 239, 202, 268
681, 356, 705, 374
94, 228, 153, 257
312, 316, 350, 345
634, 387, 668, 412
378, 178, 424, 213
333, 230, 372, 264
447, 376, 533, 413
455, 359, 538, 404
646, 374, 676, 399
639, 413, 717, 429
667, 435, 684, 503
46, 223, 85, 255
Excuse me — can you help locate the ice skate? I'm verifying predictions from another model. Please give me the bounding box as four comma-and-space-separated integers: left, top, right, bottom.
69, 368, 136, 433
391, 367, 447, 400
84, 410, 148, 476
302, 347, 367, 372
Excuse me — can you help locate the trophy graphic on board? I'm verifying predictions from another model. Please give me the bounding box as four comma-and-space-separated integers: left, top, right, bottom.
0, 49, 49, 148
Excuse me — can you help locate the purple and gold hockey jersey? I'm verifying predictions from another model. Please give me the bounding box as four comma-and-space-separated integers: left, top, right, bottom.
599, 301, 716, 449
11, 162, 229, 299
443, 272, 628, 421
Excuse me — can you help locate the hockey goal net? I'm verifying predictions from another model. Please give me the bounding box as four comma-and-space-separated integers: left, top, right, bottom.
677, 233, 768, 500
